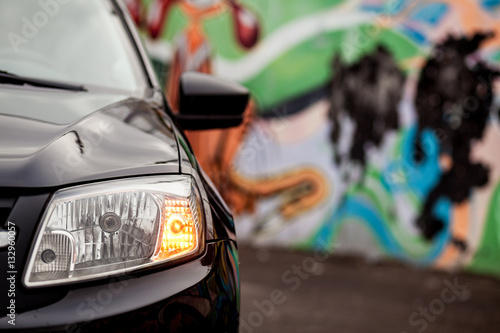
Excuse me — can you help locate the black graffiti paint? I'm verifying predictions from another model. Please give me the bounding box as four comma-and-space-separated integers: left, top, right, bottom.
414, 33, 499, 240
329, 46, 405, 175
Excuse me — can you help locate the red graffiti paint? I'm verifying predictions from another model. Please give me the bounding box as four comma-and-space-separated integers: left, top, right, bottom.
124, 0, 143, 25
147, 0, 179, 39
229, 1, 260, 49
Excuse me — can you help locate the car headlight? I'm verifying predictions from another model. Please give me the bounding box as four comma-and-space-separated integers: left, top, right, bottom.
24, 176, 205, 288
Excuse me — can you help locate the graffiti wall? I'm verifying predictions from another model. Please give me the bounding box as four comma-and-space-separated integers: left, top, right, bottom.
127, 0, 500, 276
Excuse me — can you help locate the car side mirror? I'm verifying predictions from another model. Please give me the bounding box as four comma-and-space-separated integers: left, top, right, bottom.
174, 72, 249, 130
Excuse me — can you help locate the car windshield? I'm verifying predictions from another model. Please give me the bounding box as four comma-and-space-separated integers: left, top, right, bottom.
0, 0, 145, 92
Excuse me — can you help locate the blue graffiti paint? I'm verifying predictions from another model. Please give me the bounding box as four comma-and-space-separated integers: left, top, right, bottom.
481, 0, 500, 11
360, 0, 417, 15
314, 126, 451, 264
316, 196, 450, 264
386, 0, 414, 15
383, 126, 442, 199
398, 24, 428, 44
410, 3, 449, 26
360, 4, 387, 13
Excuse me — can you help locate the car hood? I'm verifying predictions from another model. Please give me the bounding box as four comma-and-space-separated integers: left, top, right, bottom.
0, 88, 180, 188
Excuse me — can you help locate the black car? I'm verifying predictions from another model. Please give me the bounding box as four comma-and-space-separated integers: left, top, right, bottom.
0, 0, 248, 332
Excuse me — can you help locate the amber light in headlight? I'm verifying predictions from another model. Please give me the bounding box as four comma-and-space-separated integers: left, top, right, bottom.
154, 199, 198, 261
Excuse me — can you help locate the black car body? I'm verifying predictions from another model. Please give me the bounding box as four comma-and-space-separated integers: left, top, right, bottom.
0, 0, 247, 332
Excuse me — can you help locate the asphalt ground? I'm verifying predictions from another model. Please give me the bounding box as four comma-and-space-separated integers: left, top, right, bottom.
238, 245, 500, 333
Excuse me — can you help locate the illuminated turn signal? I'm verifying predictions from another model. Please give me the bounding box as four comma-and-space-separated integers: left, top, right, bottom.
155, 199, 198, 260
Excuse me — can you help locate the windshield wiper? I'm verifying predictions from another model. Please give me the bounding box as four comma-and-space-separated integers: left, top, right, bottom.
0, 70, 87, 92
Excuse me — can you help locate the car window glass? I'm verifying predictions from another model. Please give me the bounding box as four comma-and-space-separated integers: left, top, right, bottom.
0, 0, 145, 92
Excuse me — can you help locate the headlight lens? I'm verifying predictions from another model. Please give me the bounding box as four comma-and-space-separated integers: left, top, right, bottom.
24, 176, 205, 287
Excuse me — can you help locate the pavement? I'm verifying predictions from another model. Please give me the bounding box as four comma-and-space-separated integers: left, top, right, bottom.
238, 245, 500, 333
